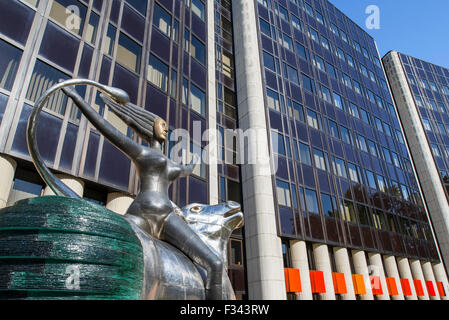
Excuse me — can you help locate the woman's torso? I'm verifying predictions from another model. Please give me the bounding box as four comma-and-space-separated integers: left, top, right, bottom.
126, 148, 180, 237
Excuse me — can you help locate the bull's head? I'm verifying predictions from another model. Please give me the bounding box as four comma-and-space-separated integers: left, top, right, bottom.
181, 201, 244, 266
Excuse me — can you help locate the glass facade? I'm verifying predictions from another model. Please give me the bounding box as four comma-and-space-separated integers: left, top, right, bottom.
255, 0, 438, 262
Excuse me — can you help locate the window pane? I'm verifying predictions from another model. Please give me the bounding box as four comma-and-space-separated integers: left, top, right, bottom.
190, 83, 205, 115
182, 78, 188, 105
263, 51, 275, 72
287, 65, 299, 85
85, 12, 99, 44
103, 24, 116, 55
296, 42, 308, 61
192, 0, 205, 20
117, 32, 142, 73
0, 39, 22, 91
313, 149, 326, 171
299, 143, 311, 165
26, 59, 69, 116
259, 18, 271, 37
276, 180, 291, 207
170, 69, 177, 98
272, 131, 285, 155
267, 89, 280, 111
191, 35, 205, 64
321, 193, 334, 217
153, 3, 171, 37
305, 189, 319, 214
292, 101, 304, 122
302, 74, 314, 92
230, 240, 243, 266
148, 54, 168, 92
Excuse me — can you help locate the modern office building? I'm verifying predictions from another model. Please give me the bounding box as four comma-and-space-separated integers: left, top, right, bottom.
232, 0, 449, 300
0, 0, 448, 301
383, 51, 449, 283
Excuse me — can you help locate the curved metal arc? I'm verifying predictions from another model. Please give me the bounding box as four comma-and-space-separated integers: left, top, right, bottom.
26, 79, 130, 198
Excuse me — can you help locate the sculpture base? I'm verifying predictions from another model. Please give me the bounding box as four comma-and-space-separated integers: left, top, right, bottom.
0, 196, 144, 300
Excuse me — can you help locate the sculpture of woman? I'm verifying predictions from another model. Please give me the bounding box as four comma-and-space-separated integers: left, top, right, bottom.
60, 86, 223, 300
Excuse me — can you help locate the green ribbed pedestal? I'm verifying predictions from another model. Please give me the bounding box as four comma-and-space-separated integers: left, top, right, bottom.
0, 196, 143, 300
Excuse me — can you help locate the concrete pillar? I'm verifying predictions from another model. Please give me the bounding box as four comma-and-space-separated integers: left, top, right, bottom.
232, 0, 286, 300
396, 257, 418, 300
289, 240, 312, 300
106, 192, 134, 215
421, 261, 440, 300
313, 244, 335, 300
0, 154, 17, 208
433, 262, 449, 300
352, 250, 374, 300
383, 255, 405, 300
43, 174, 84, 197
410, 259, 430, 300
333, 247, 356, 300
206, 0, 218, 206
368, 253, 390, 300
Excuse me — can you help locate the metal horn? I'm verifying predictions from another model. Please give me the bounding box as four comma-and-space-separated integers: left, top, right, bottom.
26, 79, 130, 198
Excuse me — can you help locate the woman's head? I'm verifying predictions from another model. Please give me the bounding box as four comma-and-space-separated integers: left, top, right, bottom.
153, 117, 168, 143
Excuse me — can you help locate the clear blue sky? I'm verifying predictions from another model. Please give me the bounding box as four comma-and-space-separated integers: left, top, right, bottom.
329, 0, 449, 69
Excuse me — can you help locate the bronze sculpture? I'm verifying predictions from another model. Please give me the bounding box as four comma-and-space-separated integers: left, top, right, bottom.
19, 79, 242, 300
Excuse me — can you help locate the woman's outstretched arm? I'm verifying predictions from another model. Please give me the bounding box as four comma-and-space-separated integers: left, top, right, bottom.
167, 154, 199, 180
62, 86, 144, 159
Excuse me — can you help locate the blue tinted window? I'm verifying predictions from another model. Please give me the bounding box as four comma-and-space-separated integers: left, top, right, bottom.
190, 83, 206, 115
305, 189, 319, 214
259, 18, 271, 37
191, 35, 205, 64
272, 131, 286, 155
26, 59, 69, 116
302, 74, 314, 92
191, 0, 205, 20
296, 42, 308, 61
287, 65, 299, 85
263, 51, 275, 72
153, 3, 171, 37
0, 39, 22, 91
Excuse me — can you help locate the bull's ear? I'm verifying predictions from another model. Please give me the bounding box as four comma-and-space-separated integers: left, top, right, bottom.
224, 212, 244, 231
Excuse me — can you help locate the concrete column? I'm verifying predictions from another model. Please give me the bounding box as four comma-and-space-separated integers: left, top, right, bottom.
433, 262, 449, 300
383, 255, 405, 300
42, 174, 84, 197
421, 261, 440, 300
0, 154, 17, 208
206, 0, 218, 206
352, 250, 374, 300
410, 259, 430, 300
333, 247, 356, 300
396, 257, 418, 300
106, 192, 134, 215
232, 0, 285, 300
367, 253, 390, 300
313, 244, 335, 300
289, 240, 312, 300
